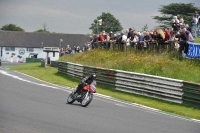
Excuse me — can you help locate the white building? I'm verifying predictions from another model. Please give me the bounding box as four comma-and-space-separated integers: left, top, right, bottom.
0, 31, 88, 63
1, 47, 59, 63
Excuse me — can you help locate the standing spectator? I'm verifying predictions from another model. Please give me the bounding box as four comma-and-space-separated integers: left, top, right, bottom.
131, 31, 139, 48
99, 32, 106, 48
164, 28, 170, 42
180, 28, 194, 56
116, 33, 121, 43
119, 32, 127, 51
84, 43, 89, 51
127, 28, 134, 41
91, 34, 97, 49
110, 33, 117, 49
138, 32, 144, 50
198, 15, 200, 38
172, 19, 181, 34
191, 15, 197, 38
156, 29, 166, 52
156, 28, 165, 43
143, 31, 151, 49
169, 31, 180, 50
115, 33, 122, 51
76, 46, 80, 53
126, 28, 133, 47
60, 47, 65, 57
66, 45, 72, 54
194, 10, 199, 18
179, 16, 185, 28
183, 28, 194, 43
109, 32, 115, 44
185, 24, 192, 33
106, 33, 111, 49
151, 31, 157, 43
195, 11, 200, 38
173, 16, 179, 23
121, 32, 127, 42
89, 35, 94, 43
74, 46, 77, 53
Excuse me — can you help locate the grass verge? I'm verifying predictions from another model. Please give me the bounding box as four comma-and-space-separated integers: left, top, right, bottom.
59, 49, 200, 83
195, 38, 200, 43
9, 63, 200, 120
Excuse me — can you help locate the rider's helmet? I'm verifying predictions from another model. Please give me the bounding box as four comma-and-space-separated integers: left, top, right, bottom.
88, 73, 96, 80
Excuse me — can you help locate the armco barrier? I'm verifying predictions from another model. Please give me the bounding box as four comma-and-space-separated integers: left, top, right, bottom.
182, 81, 200, 108
41, 60, 45, 67
83, 66, 116, 87
26, 58, 43, 63
51, 61, 59, 68
58, 62, 84, 79
57, 61, 200, 108
115, 70, 183, 104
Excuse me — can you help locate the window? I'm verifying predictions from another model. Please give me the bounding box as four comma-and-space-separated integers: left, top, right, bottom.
53, 52, 55, 57
27, 48, 34, 52
5, 47, 15, 51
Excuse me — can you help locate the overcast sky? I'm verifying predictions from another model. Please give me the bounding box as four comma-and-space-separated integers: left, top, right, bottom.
0, 0, 199, 34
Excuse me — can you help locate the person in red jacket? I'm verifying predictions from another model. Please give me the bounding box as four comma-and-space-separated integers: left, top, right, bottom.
164, 28, 170, 42
99, 33, 105, 42
99, 32, 106, 48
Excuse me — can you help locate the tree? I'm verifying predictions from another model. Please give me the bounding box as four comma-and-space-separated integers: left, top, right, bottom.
89, 12, 123, 34
1, 24, 25, 31
153, 3, 200, 27
34, 29, 50, 33
142, 24, 148, 31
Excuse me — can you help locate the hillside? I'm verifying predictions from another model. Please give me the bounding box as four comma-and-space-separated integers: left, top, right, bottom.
59, 49, 200, 83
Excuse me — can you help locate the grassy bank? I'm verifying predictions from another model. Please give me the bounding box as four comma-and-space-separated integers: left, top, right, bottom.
10, 63, 200, 120
59, 49, 200, 83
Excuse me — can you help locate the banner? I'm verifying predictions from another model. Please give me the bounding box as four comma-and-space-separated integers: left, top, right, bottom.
186, 42, 200, 58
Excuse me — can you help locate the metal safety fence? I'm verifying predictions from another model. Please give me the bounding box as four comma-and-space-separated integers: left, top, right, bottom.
90, 42, 177, 53
56, 61, 200, 108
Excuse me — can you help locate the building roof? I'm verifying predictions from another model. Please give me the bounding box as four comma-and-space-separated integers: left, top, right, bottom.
0, 31, 89, 48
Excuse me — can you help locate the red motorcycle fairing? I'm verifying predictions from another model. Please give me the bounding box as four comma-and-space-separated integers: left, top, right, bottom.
82, 85, 96, 93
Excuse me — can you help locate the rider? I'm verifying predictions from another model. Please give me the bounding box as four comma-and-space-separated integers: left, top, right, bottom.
74, 73, 96, 98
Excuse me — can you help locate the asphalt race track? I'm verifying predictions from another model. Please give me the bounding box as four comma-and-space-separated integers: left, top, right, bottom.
0, 63, 199, 133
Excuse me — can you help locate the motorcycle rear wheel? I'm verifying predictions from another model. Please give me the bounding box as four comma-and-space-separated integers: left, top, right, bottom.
67, 93, 75, 104
81, 93, 93, 107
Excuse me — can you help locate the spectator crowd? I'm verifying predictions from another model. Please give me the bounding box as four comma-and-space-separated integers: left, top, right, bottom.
60, 11, 200, 57
88, 11, 200, 56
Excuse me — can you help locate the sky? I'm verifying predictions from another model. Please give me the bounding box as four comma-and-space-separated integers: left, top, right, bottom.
0, 0, 200, 34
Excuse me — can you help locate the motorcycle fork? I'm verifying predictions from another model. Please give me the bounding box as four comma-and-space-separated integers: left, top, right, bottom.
79, 90, 89, 102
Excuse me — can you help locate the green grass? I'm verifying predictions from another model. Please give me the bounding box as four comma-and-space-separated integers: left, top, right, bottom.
10, 63, 200, 120
195, 38, 200, 43
59, 49, 200, 83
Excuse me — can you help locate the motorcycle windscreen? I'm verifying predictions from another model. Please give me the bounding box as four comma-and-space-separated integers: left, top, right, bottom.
92, 80, 97, 86
90, 85, 96, 93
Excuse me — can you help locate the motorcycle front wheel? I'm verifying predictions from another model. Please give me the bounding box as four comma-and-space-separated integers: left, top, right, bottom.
67, 93, 75, 104
81, 93, 93, 107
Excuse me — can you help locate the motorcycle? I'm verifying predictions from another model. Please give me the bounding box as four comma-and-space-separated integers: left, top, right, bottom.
67, 81, 96, 107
